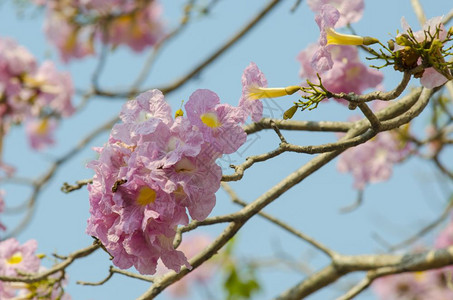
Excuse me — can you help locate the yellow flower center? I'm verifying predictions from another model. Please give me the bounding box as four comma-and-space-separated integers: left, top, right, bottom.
136, 186, 156, 206
200, 112, 221, 128
174, 108, 184, 118
7, 252, 23, 265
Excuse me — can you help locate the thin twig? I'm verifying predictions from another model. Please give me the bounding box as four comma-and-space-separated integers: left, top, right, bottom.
331, 72, 412, 103
0, 243, 99, 283
244, 119, 353, 134
222, 182, 336, 257
387, 198, 453, 251
61, 179, 93, 193
340, 189, 364, 213
270, 120, 288, 143
95, 0, 285, 98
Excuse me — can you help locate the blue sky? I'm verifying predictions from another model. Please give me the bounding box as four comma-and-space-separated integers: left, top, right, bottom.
1, 0, 453, 299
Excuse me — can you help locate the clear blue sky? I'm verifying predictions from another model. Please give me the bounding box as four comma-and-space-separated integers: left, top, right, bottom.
1, 0, 452, 299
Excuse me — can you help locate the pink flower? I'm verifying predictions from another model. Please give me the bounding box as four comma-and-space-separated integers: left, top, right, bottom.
164, 151, 221, 221
29, 61, 75, 117
111, 89, 173, 145
87, 167, 191, 274
311, 5, 340, 72
157, 234, 216, 298
307, 0, 364, 28
0, 37, 37, 99
185, 89, 246, 154
25, 118, 57, 150
337, 102, 410, 190
102, 1, 164, 52
38, 0, 165, 62
0, 38, 74, 154
238, 62, 267, 123
372, 272, 428, 300
87, 88, 241, 274
43, 13, 95, 62
0, 238, 40, 277
298, 44, 383, 104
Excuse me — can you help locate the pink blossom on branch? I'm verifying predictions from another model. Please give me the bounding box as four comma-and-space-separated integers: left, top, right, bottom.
102, 2, 164, 52
0, 37, 74, 152
29, 61, 75, 117
337, 102, 410, 190
0, 238, 40, 277
298, 44, 383, 105
0, 38, 37, 102
87, 88, 247, 275
0, 238, 71, 299
38, 0, 165, 62
43, 13, 95, 63
238, 62, 267, 123
25, 118, 57, 150
185, 89, 246, 155
0, 191, 6, 231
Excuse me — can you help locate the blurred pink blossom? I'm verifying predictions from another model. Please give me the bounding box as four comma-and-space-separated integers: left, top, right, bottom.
298, 44, 383, 105
38, 0, 165, 62
25, 118, 57, 150
307, 0, 364, 27
337, 102, 410, 190
0, 238, 71, 299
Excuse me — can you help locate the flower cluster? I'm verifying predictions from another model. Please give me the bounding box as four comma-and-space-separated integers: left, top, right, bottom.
35, 0, 165, 62
87, 88, 249, 275
393, 16, 452, 88
0, 37, 74, 151
337, 101, 411, 190
0, 238, 70, 299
